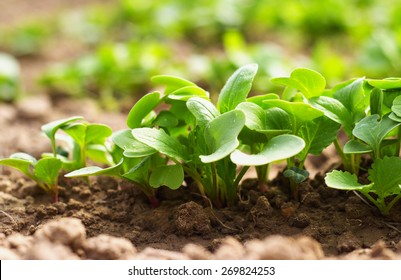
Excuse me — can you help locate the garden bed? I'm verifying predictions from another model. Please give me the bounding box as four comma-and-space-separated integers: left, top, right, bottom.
1, 97, 401, 260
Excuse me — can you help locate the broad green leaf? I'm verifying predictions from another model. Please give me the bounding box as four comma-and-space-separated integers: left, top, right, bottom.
132, 128, 188, 162
187, 97, 220, 127
41, 116, 83, 155
122, 157, 151, 184
344, 139, 373, 154
352, 114, 400, 157
217, 63, 258, 113
86, 144, 112, 165
367, 78, 401, 90
298, 116, 340, 160
151, 75, 195, 94
153, 111, 179, 127
200, 110, 245, 163
246, 93, 279, 108
271, 68, 326, 98
391, 95, 401, 118
230, 134, 305, 166
85, 124, 112, 144
0, 153, 36, 178
65, 160, 123, 178
34, 158, 62, 187
149, 164, 184, 190
333, 78, 366, 118
63, 123, 86, 146
368, 157, 401, 197
112, 129, 157, 158
236, 102, 292, 136
325, 170, 373, 191
263, 99, 324, 130
126, 92, 162, 129
168, 86, 209, 101
308, 96, 353, 135
370, 88, 383, 116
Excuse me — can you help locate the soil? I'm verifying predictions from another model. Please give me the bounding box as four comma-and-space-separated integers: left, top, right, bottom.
1, 1, 401, 260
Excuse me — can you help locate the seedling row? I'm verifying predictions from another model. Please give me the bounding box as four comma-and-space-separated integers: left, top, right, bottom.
2, 64, 401, 214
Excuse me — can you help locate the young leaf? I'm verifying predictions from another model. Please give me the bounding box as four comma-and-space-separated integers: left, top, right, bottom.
333, 78, 366, 118
391, 95, 401, 118
284, 167, 309, 183
368, 157, 401, 197
132, 128, 188, 162
153, 111, 179, 128
230, 134, 305, 166
168, 86, 209, 101
41, 116, 83, 155
34, 158, 62, 187
200, 110, 245, 163
343, 140, 373, 154
151, 75, 195, 94
370, 88, 383, 116
325, 170, 373, 191
352, 114, 400, 158
297, 116, 340, 160
112, 129, 157, 158
187, 97, 220, 127
126, 92, 162, 129
217, 63, 258, 113
236, 102, 292, 136
367, 78, 401, 90
271, 68, 326, 99
65, 160, 123, 178
149, 164, 184, 190
0, 153, 36, 179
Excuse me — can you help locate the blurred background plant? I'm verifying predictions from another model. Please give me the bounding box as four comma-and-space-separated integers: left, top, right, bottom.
1, 0, 401, 109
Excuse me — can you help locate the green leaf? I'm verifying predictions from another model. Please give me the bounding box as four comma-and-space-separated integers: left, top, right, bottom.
246, 93, 279, 108
333, 78, 366, 118
368, 157, 401, 197
41, 116, 83, 155
200, 110, 245, 163
0, 153, 36, 178
126, 92, 162, 129
271, 68, 326, 98
151, 75, 195, 94
132, 128, 188, 162
34, 157, 62, 187
187, 97, 220, 127
367, 78, 401, 90
391, 95, 401, 118
263, 99, 324, 130
168, 86, 209, 101
284, 167, 309, 183
230, 134, 305, 166
112, 129, 157, 158
352, 114, 400, 157
308, 96, 354, 135
344, 139, 373, 154
65, 160, 123, 178
149, 164, 184, 190
297, 116, 340, 160
370, 88, 383, 116
85, 124, 112, 144
236, 102, 292, 136
325, 170, 373, 191
153, 111, 179, 127
217, 63, 258, 113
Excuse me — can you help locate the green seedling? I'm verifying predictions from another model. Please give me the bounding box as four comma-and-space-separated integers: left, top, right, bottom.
0, 153, 62, 202
231, 101, 305, 192
66, 129, 183, 207
325, 156, 401, 215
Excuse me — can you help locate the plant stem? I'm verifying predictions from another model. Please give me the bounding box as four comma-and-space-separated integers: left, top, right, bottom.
233, 166, 250, 190
334, 136, 351, 171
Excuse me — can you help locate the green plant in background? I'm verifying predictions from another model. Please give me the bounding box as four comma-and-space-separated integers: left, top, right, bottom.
0, 53, 21, 102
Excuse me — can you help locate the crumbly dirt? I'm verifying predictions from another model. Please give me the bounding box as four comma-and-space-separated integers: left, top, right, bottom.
1, 98, 401, 260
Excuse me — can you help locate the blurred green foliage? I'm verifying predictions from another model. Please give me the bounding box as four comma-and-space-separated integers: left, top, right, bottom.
2, 0, 401, 107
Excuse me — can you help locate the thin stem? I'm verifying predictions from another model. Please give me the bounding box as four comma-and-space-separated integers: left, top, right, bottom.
385, 194, 401, 215
233, 165, 250, 189
334, 136, 350, 171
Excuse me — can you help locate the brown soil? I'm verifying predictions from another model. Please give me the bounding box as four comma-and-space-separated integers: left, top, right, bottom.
1, 0, 401, 260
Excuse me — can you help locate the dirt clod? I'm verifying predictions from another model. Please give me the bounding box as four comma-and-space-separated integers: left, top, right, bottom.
175, 201, 211, 236
337, 232, 361, 253
290, 213, 311, 228
83, 234, 137, 260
